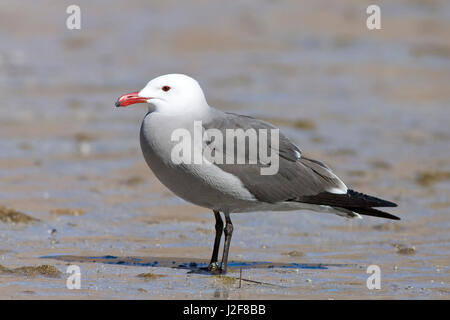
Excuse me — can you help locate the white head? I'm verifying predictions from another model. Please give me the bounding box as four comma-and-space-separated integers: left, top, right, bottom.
116, 74, 209, 115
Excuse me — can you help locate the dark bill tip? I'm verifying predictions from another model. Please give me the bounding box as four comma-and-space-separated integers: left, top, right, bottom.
115, 99, 121, 107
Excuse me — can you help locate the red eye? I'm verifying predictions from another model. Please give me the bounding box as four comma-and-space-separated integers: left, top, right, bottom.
162, 86, 171, 92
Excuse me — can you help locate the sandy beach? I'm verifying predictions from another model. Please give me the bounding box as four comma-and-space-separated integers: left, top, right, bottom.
0, 0, 449, 299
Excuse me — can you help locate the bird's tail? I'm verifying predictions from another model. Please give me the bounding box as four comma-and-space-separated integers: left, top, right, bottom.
298, 189, 400, 220
341, 206, 400, 220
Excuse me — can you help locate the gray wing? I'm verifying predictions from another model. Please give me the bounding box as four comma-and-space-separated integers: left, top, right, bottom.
202, 111, 348, 203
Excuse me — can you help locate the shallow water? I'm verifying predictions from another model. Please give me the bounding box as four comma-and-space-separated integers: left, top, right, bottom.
0, 0, 449, 299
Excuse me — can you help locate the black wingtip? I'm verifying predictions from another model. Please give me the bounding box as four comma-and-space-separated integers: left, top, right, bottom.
347, 189, 397, 207
349, 207, 400, 220
382, 200, 398, 208
115, 99, 121, 107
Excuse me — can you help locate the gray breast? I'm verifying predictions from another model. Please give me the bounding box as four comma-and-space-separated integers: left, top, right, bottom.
139, 112, 257, 212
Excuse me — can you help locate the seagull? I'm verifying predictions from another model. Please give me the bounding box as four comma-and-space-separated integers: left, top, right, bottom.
115, 74, 399, 274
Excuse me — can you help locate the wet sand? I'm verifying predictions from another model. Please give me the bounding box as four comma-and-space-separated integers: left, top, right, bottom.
0, 0, 449, 299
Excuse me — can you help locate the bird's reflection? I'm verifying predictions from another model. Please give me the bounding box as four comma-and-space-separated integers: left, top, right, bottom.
42, 254, 351, 275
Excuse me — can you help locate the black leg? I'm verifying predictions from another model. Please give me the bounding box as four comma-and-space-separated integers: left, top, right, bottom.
208, 210, 223, 272
220, 212, 233, 274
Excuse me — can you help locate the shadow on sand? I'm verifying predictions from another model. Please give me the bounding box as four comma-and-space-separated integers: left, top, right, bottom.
41, 254, 354, 275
